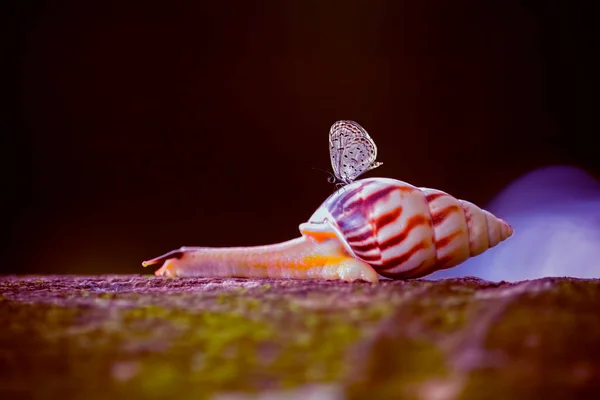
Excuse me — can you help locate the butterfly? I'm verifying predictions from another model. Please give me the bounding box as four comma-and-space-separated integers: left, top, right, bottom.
328, 120, 383, 187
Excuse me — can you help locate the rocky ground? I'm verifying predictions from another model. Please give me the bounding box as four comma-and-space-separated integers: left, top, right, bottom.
1, 274, 599, 399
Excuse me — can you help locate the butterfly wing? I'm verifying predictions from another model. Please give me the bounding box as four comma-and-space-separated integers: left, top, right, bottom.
329, 120, 382, 183
343, 136, 382, 180
362, 134, 383, 172
329, 120, 364, 183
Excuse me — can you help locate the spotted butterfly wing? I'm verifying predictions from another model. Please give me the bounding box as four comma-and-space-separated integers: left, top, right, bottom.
329, 120, 383, 185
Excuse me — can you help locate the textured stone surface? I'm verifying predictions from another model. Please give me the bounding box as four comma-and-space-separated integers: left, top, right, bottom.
1, 274, 599, 399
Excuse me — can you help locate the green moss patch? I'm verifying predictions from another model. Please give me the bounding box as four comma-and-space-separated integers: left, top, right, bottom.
1, 275, 599, 399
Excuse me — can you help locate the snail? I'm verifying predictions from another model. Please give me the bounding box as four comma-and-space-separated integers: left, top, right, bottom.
142, 177, 513, 283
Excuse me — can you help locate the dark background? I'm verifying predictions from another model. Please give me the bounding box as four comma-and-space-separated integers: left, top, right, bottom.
4, 1, 596, 275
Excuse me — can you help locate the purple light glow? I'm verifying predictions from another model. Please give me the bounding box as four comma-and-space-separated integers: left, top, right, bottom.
428, 165, 600, 282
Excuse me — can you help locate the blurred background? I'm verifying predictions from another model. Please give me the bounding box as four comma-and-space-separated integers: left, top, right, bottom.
4, 1, 596, 275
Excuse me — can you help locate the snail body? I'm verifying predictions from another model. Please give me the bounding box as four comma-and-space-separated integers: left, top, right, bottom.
143, 177, 513, 282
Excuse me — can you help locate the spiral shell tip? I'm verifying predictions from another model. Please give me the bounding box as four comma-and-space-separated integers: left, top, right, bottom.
501, 219, 514, 239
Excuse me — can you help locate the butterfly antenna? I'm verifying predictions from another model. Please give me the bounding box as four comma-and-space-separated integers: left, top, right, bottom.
310, 166, 338, 182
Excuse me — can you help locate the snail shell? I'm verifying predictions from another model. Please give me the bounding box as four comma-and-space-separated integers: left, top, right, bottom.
299, 177, 512, 279
143, 177, 513, 282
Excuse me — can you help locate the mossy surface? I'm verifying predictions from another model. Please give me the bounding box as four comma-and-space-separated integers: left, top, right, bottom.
1, 275, 599, 399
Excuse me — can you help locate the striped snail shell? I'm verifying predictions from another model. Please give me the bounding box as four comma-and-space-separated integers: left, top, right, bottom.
299, 177, 513, 279
143, 177, 513, 282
